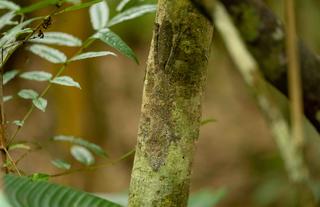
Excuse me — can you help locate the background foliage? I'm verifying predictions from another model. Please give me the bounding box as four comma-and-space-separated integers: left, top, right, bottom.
1, 0, 320, 206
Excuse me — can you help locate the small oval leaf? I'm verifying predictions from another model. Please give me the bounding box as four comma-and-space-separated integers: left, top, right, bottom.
3, 95, 13, 102
94, 28, 138, 63
18, 89, 39, 100
0, 17, 38, 49
8, 143, 31, 151
71, 145, 95, 166
0, 1, 20, 11
0, 11, 17, 30
20, 71, 52, 81
12, 120, 24, 127
53, 135, 107, 157
29, 32, 82, 47
28, 44, 67, 64
108, 4, 157, 27
51, 159, 71, 170
51, 76, 81, 89
70, 51, 116, 62
89, 0, 109, 30
32, 97, 47, 112
116, 0, 130, 12
30, 173, 50, 181
3, 70, 19, 85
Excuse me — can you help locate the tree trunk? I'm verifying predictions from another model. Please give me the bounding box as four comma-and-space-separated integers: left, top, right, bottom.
128, 0, 213, 206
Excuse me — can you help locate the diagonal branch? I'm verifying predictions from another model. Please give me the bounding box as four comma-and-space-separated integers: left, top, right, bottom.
191, 0, 320, 132
213, 1, 309, 183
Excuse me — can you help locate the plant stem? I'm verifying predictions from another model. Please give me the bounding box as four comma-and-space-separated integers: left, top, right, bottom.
285, 0, 304, 149
7, 38, 95, 145
0, 71, 7, 173
3, 148, 21, 176
50, 149, 135, 177
1, 6, 67, 154
0, 2, 89, 175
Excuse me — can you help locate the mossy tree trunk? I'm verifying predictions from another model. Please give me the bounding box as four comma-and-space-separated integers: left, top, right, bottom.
128, 0, 213, 206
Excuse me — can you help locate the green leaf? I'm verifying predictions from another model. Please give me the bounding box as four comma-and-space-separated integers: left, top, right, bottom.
188, 188, 226, 207
28, 44, 67, 64
0, 11, 17, 30
4, 174, 122, 207
30, 173, 50, 181
70, 51, 116, 61
20, 71, 52, 81
0, 45, 18, 68
8, 143, 31, 151
12, 120, 24, 127
65, 0, 81, 4
94, 28, 138, 63
60, 0, 103, 13
29, 32, 82, 47
89, 0, 109, 30
0, 0, 20, 11
51, 159, 71, 170
17, 0, 61, 14
116, 0, 130, 12
3, 96, 13, 102
15, 28, 33, 41
108, 4, 157, 27
53, 135, 108, 157
0, 18, 39, 67
0, 17, 38, 48
32, 97, 48, 112
3, 70, 19, 85
51, 76, 81, 88
71, 145, 95, 165
18, 89, 39, 99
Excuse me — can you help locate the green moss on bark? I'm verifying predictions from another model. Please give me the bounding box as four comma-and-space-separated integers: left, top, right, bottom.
128, 0, 213, 206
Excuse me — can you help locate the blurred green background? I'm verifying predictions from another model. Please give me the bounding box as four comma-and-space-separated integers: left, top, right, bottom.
3, 0, 320, 206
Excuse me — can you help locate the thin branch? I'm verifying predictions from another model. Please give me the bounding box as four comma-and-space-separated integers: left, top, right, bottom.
50, 149, 135, 178
3, 148, 21, 176
285, 0, 305, 150
214, 2, 308, 183
0, 73, 7, 173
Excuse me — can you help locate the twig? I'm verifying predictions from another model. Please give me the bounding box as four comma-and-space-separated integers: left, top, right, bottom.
0, 72, 7, 173
285, 0, 304, 150
3, 148, 21, 176
50, 149, 135, 177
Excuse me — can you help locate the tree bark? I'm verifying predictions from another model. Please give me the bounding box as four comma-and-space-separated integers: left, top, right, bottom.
192, 0, 320, 132
128, 0, 213, 206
